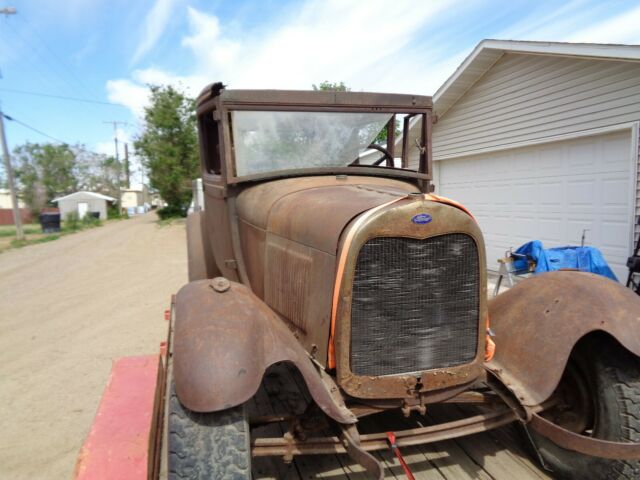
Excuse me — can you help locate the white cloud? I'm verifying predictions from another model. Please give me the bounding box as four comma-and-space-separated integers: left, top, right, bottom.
111, 0, 640, 122
495, 0, 589, 40
178, 0, 456, 91
566, 5, 640, 44
94, 140, 116, 157
132, 0, 179, 64
106, 79, 150, 117
133, 67, 205, 93
181, 7, 241, 70
107, 0, 465, 118
105, 68, 207, 119
495, 2, 640, 45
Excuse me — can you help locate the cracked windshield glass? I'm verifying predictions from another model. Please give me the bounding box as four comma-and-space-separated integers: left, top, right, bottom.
231, 111, 393, 176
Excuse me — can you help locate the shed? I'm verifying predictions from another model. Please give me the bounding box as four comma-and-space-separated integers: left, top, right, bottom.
121, 185, 149, 209
428, 39, 640, 279
52, 191, 116, 221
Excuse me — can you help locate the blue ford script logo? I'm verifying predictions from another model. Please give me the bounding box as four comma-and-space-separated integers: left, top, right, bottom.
411, 213, 432, 225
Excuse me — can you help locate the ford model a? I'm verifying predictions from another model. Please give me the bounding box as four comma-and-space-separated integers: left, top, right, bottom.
172, 83, 640, 479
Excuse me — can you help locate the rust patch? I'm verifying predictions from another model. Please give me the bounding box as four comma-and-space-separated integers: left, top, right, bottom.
265, 240, 311, 332
487, 271, 640, 407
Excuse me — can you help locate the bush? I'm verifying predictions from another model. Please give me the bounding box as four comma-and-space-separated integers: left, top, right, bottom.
157, 204, 188, 219
82, 214, 102, 227
107, 204, 121, 218
64, 212, 101, 231
65, 212, 81, 231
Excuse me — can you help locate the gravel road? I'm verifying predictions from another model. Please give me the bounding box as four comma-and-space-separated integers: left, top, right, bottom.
0, 213, 187, 480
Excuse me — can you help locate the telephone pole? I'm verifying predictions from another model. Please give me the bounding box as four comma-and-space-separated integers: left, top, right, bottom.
124, 143, 130, 189
103, 120, 127, 213
103, 120, 126, 161
0, 109, 23, 240
0, 7, 23, 240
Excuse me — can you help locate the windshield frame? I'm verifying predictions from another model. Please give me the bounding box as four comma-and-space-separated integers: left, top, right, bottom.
196, 88, 433, 189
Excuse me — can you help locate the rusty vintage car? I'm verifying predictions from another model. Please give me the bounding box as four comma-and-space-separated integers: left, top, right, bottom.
169, 83, 640, 479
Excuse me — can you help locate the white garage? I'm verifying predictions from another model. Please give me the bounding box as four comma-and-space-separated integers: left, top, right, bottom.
430, 40, 640, 280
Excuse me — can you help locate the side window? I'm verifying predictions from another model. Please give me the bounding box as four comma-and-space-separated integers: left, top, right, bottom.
199, 113, 221, 175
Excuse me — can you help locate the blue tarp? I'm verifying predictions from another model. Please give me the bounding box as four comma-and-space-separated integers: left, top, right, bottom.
513, 240, 618, 282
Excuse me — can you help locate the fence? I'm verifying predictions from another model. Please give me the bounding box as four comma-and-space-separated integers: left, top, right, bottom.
0, 208, 34, 226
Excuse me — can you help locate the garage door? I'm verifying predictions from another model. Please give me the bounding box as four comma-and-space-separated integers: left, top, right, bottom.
437, 130, 634, 280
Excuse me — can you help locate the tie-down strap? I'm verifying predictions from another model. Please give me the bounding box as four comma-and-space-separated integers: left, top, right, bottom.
530, 412, 640, 459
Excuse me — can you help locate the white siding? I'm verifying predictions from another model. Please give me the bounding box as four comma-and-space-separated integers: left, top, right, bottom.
636, 126, 640, 245
433, 53, 640, 159
58, 195, 109, 220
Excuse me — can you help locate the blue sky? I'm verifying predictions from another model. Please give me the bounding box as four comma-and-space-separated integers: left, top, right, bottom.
1, 0, 640, 182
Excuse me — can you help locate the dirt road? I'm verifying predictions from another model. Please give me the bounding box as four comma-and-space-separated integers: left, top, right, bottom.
0, 213, 187, 480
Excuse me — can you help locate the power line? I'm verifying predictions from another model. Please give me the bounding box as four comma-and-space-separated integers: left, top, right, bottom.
2, 112, 67, 143
0, 87, 127, 107
4, 18, 86, 99
0, 21, 70, 95
2, 112, 106, 159
16, 15, 98, 100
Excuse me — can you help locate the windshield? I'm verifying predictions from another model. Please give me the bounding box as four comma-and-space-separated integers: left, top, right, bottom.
231, 111, 393, 176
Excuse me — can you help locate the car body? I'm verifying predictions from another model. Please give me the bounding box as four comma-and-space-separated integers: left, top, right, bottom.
170, 83, 640, 479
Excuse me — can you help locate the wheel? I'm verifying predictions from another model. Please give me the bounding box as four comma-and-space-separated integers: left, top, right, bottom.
168, 382, 251, 479
526, 336, 640, 479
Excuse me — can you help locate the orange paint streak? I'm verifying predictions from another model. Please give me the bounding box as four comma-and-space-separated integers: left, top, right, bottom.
425, 193, 475, 220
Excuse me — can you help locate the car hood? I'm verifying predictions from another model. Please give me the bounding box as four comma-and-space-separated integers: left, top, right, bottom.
235, 175, 417, 254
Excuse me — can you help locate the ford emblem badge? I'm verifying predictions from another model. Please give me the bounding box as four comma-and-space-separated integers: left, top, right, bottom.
411, 213, 432, 225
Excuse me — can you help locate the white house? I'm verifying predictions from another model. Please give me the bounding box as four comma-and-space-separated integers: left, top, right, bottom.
121, 184, 149, 210
0, 189, 25, 209
52, 191, 116, 220
429, 39, 640, 279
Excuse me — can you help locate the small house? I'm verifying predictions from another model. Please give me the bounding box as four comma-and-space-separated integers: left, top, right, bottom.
52, 191, 116, 221
121, 185, 149, 210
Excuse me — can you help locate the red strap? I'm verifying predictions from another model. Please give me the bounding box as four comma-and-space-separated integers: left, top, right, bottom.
386, 432, 415, 480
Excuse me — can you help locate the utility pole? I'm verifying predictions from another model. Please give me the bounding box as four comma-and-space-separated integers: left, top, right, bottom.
124, 143, 130, 189
103, 120, 126, 214
0, 109, 24, 240
0, 7, 23, 240
103, 120, 126, 161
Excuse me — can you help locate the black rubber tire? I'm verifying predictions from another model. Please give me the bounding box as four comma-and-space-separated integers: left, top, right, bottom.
168, 382, 251, 479
527, 337, 640, 480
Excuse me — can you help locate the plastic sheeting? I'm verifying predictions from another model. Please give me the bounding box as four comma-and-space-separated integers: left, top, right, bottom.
513, 240, 618, 282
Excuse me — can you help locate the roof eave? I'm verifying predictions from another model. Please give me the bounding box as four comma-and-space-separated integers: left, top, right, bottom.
433, 39, 640, 118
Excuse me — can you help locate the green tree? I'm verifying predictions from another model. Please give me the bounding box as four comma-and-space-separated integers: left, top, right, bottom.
312, 81, 398, 145
13, 143, 80, 213
77, 151, 123, 200
134, 85, 198, 217
312, 81, 350, 92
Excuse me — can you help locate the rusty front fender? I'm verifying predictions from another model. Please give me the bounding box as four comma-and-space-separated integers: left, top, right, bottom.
172, 279, 357, 424
486, 271, 640, 407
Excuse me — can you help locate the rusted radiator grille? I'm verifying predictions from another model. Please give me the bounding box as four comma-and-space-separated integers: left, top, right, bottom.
350, 234, 479, 376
